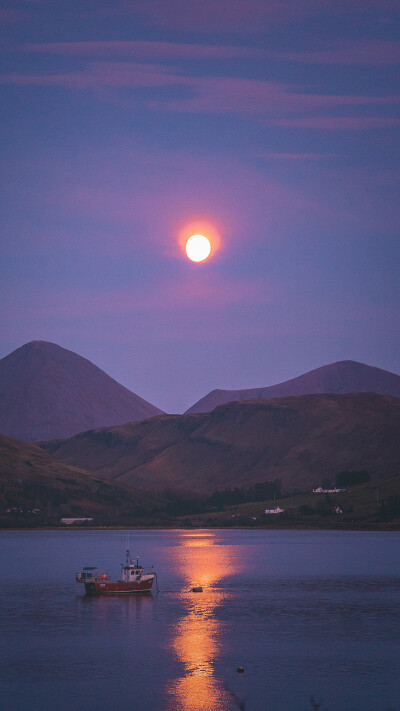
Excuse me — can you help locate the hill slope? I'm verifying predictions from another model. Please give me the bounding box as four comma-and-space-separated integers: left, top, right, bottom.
178, 474, 400, 529
43, 393, 400, 494
0, 433, 160, 525
185, 360, 400, 414
0, 341, 164, 441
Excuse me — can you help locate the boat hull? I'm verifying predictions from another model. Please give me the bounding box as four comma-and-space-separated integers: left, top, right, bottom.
85, 577, 154, 595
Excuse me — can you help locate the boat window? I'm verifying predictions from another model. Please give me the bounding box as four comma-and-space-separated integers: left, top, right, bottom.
131, 570, 135, 575
86, 573, 92, 579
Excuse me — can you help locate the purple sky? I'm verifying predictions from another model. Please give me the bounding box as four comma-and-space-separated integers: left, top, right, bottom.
1, 0, 399, 413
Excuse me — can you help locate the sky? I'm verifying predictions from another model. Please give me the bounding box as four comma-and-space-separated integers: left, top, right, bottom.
1, 0, 399, 413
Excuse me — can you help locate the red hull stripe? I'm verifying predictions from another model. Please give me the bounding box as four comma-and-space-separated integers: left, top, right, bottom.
85, 579, 154, 595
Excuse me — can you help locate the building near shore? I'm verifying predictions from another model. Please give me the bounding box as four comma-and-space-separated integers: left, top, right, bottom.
312, 487, 347, 494
264, 507, 285, 514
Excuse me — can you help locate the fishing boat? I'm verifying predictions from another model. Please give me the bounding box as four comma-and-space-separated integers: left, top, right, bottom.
76, 549, 156, 595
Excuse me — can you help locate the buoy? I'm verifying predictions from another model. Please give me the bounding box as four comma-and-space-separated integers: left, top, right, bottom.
237, 667, 244, 673
191, 586, 203, 593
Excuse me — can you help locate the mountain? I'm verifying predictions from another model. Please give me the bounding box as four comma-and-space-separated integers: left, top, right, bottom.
0, 341, 164, 442
42, 392, 400, 494
185, 360, 400, 414
0, 432, 160, 525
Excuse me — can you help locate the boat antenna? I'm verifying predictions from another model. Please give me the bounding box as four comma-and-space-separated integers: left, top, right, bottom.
125, 533, 131, 565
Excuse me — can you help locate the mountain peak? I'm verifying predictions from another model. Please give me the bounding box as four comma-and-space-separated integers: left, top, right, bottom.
185, 360, 400, 414
27, 340, 53, 345
0, 341, 164, 441
23, 340, 60, 348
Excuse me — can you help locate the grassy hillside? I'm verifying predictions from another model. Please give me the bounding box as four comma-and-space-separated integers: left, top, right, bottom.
177, 475, 400, 529
43, 393, 400, 494
0, 433, 167, 527
2, 428, 399, 529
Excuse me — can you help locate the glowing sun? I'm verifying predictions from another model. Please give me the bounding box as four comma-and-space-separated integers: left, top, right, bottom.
185, 234, 211, 262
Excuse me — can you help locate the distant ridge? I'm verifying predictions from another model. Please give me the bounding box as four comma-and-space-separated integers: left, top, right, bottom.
43, 392, 400, 494
0, 341, 164, 441
185, 360, 400, 414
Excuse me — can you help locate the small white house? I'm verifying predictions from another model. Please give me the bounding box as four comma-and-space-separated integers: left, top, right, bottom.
60, 517, 94, 525
264, 506, 285, 514
313, 487, 347, 494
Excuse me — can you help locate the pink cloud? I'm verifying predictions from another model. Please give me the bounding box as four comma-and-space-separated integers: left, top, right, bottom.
278, 40, 400, 66
0, 61, 179, 90
152, 75, 400, 116
274, 117, 400, 130
2, 60, 399, 119
260, 153, 336, 160
22, 40, 265, 60
116, 0, 399, 33
116, 0, 309, 32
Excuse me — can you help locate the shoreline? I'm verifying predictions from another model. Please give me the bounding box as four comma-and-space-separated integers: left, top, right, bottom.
2, 523, 400, 532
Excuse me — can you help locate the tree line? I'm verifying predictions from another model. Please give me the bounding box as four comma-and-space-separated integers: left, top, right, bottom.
160, 479, 282, 516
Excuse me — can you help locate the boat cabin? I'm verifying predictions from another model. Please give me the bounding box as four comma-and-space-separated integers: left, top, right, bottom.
76, 566, 99, 583
76, 567, 109, 583
121, 561, 143, 583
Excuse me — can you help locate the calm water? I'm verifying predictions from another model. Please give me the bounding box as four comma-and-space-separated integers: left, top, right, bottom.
1, 530, 400, 711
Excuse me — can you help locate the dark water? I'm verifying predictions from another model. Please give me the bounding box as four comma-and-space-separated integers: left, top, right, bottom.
1, 530, 400, 711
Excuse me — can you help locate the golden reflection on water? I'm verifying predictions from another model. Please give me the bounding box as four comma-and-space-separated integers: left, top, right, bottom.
166, 531, 241, 711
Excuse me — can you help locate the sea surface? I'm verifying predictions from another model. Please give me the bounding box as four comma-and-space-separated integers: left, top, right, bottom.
1, 529, 399, 711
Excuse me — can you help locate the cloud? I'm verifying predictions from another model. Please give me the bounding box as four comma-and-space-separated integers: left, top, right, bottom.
157, 76, 400, 115
276, 40, 400, 66
115, 0, 399, 33
259, 153, 336, 160
2, 61, 399, 121
2, 0, 399, 38
0, 61, 180, 89
110, 0, 310, 33
22, 40, 265, 60
274, 117, 400, 130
